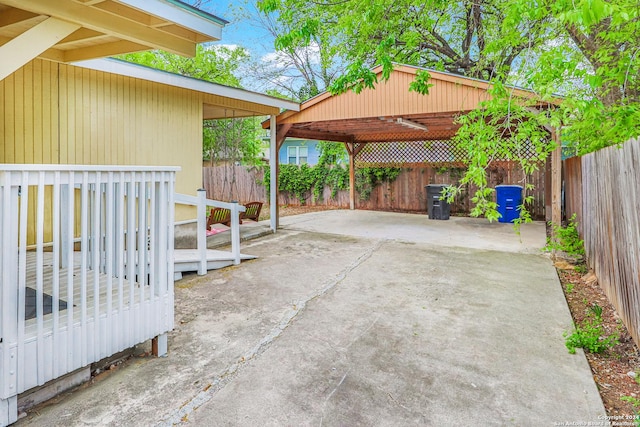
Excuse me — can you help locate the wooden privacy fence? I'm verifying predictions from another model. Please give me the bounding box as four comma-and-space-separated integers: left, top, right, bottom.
203, 162, 546, 219
564, 137, 640, 347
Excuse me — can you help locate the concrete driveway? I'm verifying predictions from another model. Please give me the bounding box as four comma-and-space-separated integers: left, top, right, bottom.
17, 210, 604, 426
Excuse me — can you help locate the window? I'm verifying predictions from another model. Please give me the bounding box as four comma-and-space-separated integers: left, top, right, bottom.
287, 146, 308, 165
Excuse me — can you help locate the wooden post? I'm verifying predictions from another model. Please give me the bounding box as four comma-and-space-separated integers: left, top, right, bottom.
551, 128, 562, 253
196, 189, 207, 275
347, 143, 356, 210
269, 115, 279, 232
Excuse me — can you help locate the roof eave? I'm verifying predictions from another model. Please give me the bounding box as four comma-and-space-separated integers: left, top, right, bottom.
118, 0, 227, 41
75, 58, 300, 113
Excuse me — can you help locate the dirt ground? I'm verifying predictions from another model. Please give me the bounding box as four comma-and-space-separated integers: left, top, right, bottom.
556, 263, 640, 419
264, 205, 640, 420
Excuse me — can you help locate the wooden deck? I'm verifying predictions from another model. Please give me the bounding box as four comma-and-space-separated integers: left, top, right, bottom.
23, 248, 256, 334
23, 252, 165, 339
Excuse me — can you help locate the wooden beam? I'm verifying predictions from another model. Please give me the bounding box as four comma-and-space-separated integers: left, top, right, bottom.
75, 0, 108, 4
0, 17, 80, 81
63, 39, 149, 62
353, 142, 365, 157
92, 1, 155, 26
1, 0, 195, 57
0, 6, 40, 28
0, 34, 65, 61
286, 128, 354, 144
56, 28, 107, 47
276, 123, 292, 152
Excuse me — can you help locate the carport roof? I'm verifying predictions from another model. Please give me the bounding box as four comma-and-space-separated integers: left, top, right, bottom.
264, 64, 555, 143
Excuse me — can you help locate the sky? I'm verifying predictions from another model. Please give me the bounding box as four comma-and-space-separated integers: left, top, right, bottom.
202, 2, 275, 62
191, 1, 289, 92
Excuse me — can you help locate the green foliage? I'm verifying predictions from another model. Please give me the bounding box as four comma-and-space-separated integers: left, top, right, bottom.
409, 70, 434, 95
574, 264, 588, 275
564, 317, 619, 355
260, 0, 640, 221
620, 396, 640, 427
261, 164, 349, 204
355, 167, 402, 201
261, 164, 401, 203
317, 142, 348, 166
565, 283, 574, 294
117, 44, 249, 87
203, 117, 264, 166
279, 164, 316, 203
588, 303, 604, 320
259, 0, 546, 86
544, 214, 585, 256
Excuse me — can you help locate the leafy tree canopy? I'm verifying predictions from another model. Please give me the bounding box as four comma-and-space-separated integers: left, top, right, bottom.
259, 0, 640, 222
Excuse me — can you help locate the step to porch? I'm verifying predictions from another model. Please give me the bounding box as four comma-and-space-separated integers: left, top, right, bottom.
173, 249, 256, 280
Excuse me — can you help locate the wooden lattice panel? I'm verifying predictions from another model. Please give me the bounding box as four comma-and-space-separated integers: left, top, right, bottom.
355, 140, 539, 167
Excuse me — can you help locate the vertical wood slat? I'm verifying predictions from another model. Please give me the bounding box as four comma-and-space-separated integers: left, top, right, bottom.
92, 172, 101, 361
137, 176, 147, 344
1, 172, 18, 399
105, 172, 114, 355
117, 172, 125, 351
166, 175, 175, 333
565, 137, 640, 347
52, 171, 61, 378
126, 175, 136, 346
35, 172, 45, 385
17, 173, 28, 391
65, 172, 75, 373
80, 172, 89, 367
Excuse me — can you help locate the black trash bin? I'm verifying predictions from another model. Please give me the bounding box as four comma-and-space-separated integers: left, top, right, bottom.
426, 184, 450, 220
496, 185, 523, 223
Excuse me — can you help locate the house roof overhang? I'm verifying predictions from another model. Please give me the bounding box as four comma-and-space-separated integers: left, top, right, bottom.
264, 64, 560, 144
77, 58, 301, 117
0, 0, 227, 80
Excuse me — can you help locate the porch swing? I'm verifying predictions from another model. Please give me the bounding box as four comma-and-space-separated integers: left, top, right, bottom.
205, 110, 262, 232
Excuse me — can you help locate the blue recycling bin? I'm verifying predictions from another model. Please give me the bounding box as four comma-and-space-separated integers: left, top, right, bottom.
496, 185, 523, 223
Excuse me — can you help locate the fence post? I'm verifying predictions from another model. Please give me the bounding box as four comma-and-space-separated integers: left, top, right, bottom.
230, 201, 241, 265
196, 189, 207, 275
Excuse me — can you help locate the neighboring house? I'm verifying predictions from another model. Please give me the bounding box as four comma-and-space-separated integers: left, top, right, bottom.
279, 138, 320, 165
0, 1, 297, 425
261, 132, 321, 165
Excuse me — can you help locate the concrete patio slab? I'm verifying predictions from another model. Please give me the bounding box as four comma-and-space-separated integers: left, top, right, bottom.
16, 210, 604, 426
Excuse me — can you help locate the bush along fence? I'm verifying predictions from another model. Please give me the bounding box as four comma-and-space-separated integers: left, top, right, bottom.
203, 162, 546, 219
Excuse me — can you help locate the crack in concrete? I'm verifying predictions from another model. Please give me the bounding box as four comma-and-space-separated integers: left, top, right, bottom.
159, 239, 387, 426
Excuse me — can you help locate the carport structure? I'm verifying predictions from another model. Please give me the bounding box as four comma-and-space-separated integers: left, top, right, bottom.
264, 64, 562, 229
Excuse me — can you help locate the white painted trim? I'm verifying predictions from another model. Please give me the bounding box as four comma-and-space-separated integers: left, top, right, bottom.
118, 0, 225, 40
269, 115, 278, 232
74, 58, 301, 112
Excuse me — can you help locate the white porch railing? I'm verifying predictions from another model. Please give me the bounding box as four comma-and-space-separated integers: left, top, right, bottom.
0, 165, 177, 426
174, 190, 245, 275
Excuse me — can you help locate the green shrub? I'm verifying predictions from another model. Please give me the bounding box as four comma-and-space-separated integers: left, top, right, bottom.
355, 167, 402, 200
564, 317, 618, 354
545, 213, 585, 256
